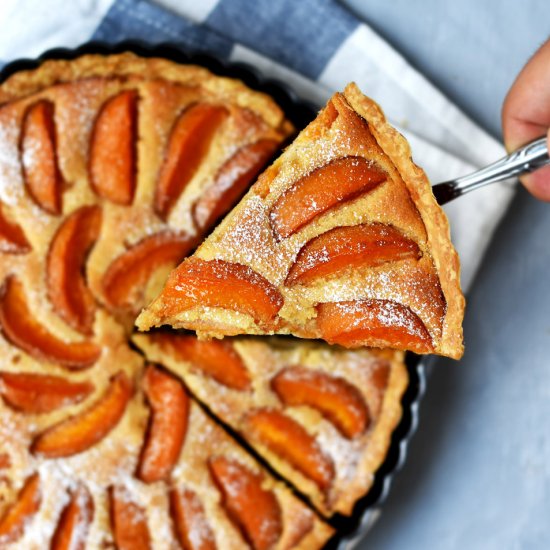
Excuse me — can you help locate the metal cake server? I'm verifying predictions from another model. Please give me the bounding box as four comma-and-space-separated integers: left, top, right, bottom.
432, 136, 550, 204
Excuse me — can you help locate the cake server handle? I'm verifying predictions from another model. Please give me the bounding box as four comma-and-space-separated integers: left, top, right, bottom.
432, 136, 550, 204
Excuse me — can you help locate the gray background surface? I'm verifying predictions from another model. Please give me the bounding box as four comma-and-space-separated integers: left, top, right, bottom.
340, 1, 550, 549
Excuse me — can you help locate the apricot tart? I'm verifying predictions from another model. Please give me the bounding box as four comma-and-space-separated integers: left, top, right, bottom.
138, 83, 465, 359
0, 52, 338, 548
133, 332, 408, 516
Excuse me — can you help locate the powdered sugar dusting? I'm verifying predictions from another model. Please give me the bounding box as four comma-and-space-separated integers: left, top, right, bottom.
0, 113, 23, 206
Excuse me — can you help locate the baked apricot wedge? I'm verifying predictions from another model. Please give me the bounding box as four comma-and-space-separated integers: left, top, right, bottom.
151, 333, 251, 391
31, 372, 131, 458
209, 456, 281, 550
155, 103, 228, 219
102, 231, 195, 311
285, 223, 420, 286
316, 299, 433, 352
170, 487, 216, 550
51, 486, 93, 550
193, 139, 279, 233
0, 473, 41, 544
137, 365, 189, 483
270, 156, 387, 240
0, 277, 101, 369
271, 367, 370, 438
89, 90, 138, 205
21, 100, 63, 215
47, 205, 101, 334
0, 372, 93, 414
110, 486, 151, 550
0, 203, 31, 254
245, 409, 334, 491
151, 258, 283, 328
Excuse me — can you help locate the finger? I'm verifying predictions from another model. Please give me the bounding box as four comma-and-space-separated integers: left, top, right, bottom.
502, 40, 550, 150
519, 129, 550, 202
502, 40, 550, 200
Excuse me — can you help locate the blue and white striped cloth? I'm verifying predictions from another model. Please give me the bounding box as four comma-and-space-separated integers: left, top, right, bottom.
0, 0, 515, 290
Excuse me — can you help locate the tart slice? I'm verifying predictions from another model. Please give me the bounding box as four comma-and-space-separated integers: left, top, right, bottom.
0, 360, 333, 549
133, 332, 408, 517
137, 83, 465, 359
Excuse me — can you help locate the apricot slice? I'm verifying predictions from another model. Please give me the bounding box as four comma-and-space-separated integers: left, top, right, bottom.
193, 139, 279, 232
89, 90, 137, 205
0, 204, 30, 254
110, 486, 151, 550
0, 372, 93, 414
0, 473, 41, 544
371, 361, 390, 392
270, 156, 387, 240
170, 487, 216, 550
245, 409, 334, 491
102, 231, 195, 311
154, 104, 229, 219
137, 365, 189, 483
209, 456, 281, 550
31, 372, 131, 458
285, 223, 420, 286
51, 486, 93, 550
271, 367, 369, 438
0, 453, 10, 469
21, 100, 63, 215
159, 259, 283, 327
47, 205, 101, 334
0, 277, 101, 369
152, 333, 251, 391
316, 299, 433, 352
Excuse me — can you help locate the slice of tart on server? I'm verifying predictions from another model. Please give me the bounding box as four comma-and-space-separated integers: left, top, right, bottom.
137, 83, 465, 359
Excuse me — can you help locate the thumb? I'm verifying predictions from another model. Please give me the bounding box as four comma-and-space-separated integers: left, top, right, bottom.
519, 127, 550, 202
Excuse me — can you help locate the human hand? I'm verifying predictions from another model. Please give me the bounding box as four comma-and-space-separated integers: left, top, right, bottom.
502, 39, 550, 201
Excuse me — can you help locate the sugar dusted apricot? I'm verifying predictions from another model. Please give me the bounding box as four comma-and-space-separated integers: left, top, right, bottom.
170, 487, 217, 550
155, 104, 228, 219
0, 277, 100, 369
0, 372, 93, 414
102, 231, 195, 311
193, 139, 278, 233
285, 223, 420, 286
89, 90, 138, 205
110, 486, 151, 550
271, 367, 370, 438
245, 409, 334, 491
21, 100, 63, 215
209, 456, 281, 550
31, 372, 131, 458
316, 299, 433, 352
47, 205, 101, 334
158, 258, 283, 328
0, 473, 41, 544
151, 333, 251, 391
270, 156, 387, 239
51, 486, 93, 550
137, 366, 189, 483
0, 204, 30, 254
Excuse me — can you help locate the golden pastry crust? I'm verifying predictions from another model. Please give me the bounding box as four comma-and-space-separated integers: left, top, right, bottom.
0, 53, 335, 549
133, 333, 408, 517
0, 52, 293, 134
138, 84, 464, 359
